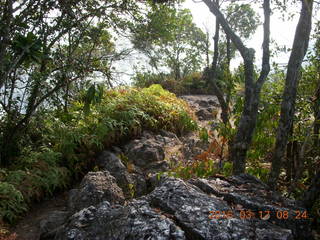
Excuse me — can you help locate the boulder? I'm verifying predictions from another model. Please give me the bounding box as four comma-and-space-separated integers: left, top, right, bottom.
68, 171, 125, 213
96, 151, 147, 198
188, 174, 312, 240
125, 138, 165, 167
53, 200, 186, 240
147, 177, 295, 240
49, 176, 311, 240
196, 108, 213, 120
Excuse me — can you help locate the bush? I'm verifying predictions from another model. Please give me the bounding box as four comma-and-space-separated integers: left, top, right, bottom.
0, 182, 27, 224
132, 71, 210, 95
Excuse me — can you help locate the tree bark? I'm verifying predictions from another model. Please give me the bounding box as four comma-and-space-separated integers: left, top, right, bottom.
203, 0, 270, 174
226, 35, 231, 69
268, 0, 313, 189
208, 0, 229, 125
313, 79, 320, 149
0, 0, 13, 89
302, 169, 320, 210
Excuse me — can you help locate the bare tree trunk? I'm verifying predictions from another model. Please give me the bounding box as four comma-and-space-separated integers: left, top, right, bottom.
268, 0, 313, 189
208, 0, 229, 125
226, 35, 231, 69
204, 0, 270, 174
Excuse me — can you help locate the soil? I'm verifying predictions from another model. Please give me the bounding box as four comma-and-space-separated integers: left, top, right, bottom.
11, 192, 68, 240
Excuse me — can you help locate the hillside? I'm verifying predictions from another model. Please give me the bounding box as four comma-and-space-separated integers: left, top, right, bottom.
6, 93, 315, 240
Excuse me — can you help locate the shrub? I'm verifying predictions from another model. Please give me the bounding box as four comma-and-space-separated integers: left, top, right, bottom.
132, 71, 210, 95
0, 182, 27, 224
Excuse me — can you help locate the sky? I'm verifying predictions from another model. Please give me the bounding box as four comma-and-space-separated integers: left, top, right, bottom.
115, 0, 319, 85
182, 0, 302, 69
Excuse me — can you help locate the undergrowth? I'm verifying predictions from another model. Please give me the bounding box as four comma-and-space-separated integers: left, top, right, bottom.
0, 84, 196, 225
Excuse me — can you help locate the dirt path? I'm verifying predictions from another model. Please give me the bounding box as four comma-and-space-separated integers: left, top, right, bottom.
11, 192, 68, 240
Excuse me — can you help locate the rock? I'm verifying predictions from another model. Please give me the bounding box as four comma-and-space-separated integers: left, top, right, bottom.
159, 129, 178, 139
198, 99, 210, 107
148, 177, 299, 240
182, 137, 210, 160
53, 200, 186, 240
196, 108, 213, 120
147, 172, 169, 191
130, 173, 148, 197
68, 171, 124, 213
46, 176, 311, 240
188, 174, 312, 240
39, 210, 68, 239
96, 151, 127, 173
125, 138, 165, 167
145, 160, 170, 174
96, 151, 147, 198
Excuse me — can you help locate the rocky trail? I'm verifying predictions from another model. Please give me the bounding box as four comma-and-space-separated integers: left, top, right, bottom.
12, 95, 314, 240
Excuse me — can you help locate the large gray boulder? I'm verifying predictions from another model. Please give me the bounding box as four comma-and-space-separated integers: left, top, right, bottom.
196, 108, 213, 120
68, 171, 125, 213
54, 200, 186, 240
188, 174, 312, 240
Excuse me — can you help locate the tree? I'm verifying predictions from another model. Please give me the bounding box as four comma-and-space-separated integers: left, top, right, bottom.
131, 6, 207, 79
0, 0, 143, 166
203, 0, 271, 174
268, 0, 314, 189
224, 3, 260, 69
205, 1, 260, 126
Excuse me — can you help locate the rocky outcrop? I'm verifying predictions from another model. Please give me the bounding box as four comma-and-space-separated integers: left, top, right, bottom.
39, 96, 313, 240
41, 175, 312, 240
96, 150, 147, 198
95, 130, 180, 198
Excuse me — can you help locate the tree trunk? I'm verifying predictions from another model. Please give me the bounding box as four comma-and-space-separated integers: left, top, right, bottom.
226, 35, 231, 69
302, 169, 320, 210
268, 0, 313, 189
204, 0, 270, 175
285, 123, 294, 182
0, 0, 13, 89
208, 0, 229, 125
313, 79, 320, 149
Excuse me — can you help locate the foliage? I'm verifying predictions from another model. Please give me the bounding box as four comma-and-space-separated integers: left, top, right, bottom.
132, 71, 209, 95
247, 167, 269, 183
0, 0, 144, 166
131, 6, 207, 79
0, 182, 27, 224
199, 127, 209, 143
0, 84, 196, 224
166, 136, 231, 179
225, 3, 260, 39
